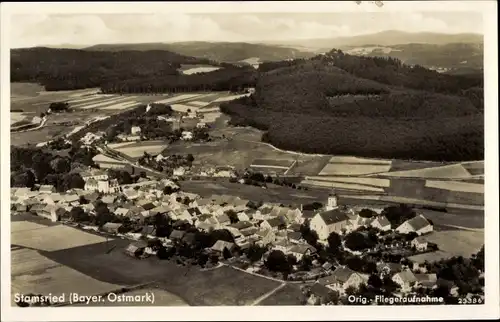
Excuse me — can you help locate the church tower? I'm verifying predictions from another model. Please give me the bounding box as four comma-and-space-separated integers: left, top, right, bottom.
326, 189, 339, 211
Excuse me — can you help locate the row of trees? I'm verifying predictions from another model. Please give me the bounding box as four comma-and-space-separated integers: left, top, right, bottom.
11, 144, 98, 191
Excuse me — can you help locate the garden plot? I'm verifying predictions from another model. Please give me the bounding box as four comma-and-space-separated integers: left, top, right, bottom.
319, 163, 392, 176
304, 176, 390, 188
100, 101, 139, 110
250, 158, 295, 170
300, 179, 385, 192
376, 164, 472, 179
327, 156, 392, 165
11, 223, 107, 252
74, 96, 130, 109
425, 180, 484, 194
154, 94, 201, 104
11, 249, 123, 299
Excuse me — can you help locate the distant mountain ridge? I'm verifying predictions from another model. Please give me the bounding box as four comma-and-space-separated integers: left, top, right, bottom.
84, 42, 315, 63
263, 30, 484, 51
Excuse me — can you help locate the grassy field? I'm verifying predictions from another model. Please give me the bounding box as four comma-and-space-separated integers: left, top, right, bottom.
259, 284, 304, 306
251, 158, 295, 169
461, 161, 485, 176
111, 140, 169, 159
319, 163, 392, 176
420, 230, 484, 257
11, 248, 124, 305
178, 64, 221, 75
389, 159, 447, 172
376, 163, 472, 179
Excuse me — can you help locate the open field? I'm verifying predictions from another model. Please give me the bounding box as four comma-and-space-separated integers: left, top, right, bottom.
259, 283, 304, 306
328, 156, 392, 165
389, 159, 447, 172
10, 112, 29, 125
408, 250, 456, 264
304, 176, 391, 188
319, 163, 392, 176
461, 161, 485, 176
212, 93, 251, 103
178, 64, 221, 75
11, 82, 46, 100
420, 230, 484, 257
251, 158, 295, 169
11, 248, 124, 305
375, 163, 472, 179
109, 140, 169, 159
425, 180, 484, 193
301, 179, 386, 192
12, 221, 108, 252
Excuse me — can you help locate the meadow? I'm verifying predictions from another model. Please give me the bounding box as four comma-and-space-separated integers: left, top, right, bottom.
111, 141, 169, 159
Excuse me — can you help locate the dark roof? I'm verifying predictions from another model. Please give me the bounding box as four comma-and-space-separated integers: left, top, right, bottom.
302, 210, 315, 219
310, 283, 333, 298
408, 215, 431, 231
198, 214, 212, 222
142, 203, 156, 211
319, 209, 350, 225
240, 227, 258, 237
229, 221, 253, 230
182, 232, 197, 245
188, 207, 202, 216
374, 215, 391, 227
170, 230, 185, 240
288, 231, 302, 241
331, 266, 356, 283
141, 225, 156, 235
266, 217, 285, 227
289, 223, 302, 232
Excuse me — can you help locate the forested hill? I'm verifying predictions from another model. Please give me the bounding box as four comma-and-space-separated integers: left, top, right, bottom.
11, 47, 257, 92
221, 50, 484, 161
84, 42, 315, 63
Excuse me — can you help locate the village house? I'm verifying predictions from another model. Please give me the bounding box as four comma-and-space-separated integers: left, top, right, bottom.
80, 169, 108, 182
319, 266, 368, 294
261, 217, 287, 231
370, 215, 392, 231
255, 229, 275, 246
130, 126, 142, 135
114, 207, 131, 217
36, 204, 60, 222
287, 231, 303, 244
289, 244, 317, 261
43, 193, 63, 205
211, 240, 236, 256
272, 239, 290, 253
213, 166, 236, 178
392, 270, 418, 291
101, 222, 123, 234
84, 178, 119, 194
414, 273, 438, 289
173, 167, 186, 177
39, 185, 56, 194
181, 131, 193, 141
411, 237, 429, 252
396, 214, 433, 235
124, 241, 148, 258
307, 283, 335, 305
310, 208, 352, 240
377, 262, 403, 276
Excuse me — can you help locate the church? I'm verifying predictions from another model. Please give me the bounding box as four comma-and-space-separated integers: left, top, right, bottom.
309, 192, 355, 240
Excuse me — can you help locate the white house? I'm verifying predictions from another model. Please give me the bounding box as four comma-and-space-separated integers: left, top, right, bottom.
392, 270, 418, 291
310, 208, 352, 240
318, 267, 368, 294
131, 126, 142, 135
396, 214, 433, 235
411, 237, 428, 252
173, 167, 186, 177
288, 244, 317, 261
181, 131, 193, 140
370, 215, 392, 231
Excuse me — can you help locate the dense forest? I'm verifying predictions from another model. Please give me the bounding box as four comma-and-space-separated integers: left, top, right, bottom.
220, 51, 484, 161
11, 47, 258, 92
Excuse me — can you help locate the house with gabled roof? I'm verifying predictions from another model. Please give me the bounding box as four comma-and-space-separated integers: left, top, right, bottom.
289, 244, 317, 261
211, 240, 235, 255
114, 207, 130, 217
318, 266, 368, 293
310, 209, 352, 239
411, 237, 429, 251
307, 283, 336, 305
260, 217, 286, 231
396, 214, 433, 235
255, 229, 275, 246
39, 185, 56, 194
287, 231, 303, 244
101, 222, 123, 234
414, 273, 438, 289
370, 215, 392, 231
377, 262, 403, 276
392, 269, 418, 290
228, 221, 253, 231
216, 213, 231, 226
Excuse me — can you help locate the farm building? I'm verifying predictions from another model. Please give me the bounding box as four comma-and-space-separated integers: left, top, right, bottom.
101, 223, 123, 234
130, 126, 142, 135
39, 185, 56, 194
211, 240, 236, 255
80, 169, 108, 182
318, 266, 368, 293
181, 131, 193, 140
124, 241, 149, 259
411, 237, 428, 252
392, 270, 417, 291
84, 178, 120, 194
396, 214, 433, 235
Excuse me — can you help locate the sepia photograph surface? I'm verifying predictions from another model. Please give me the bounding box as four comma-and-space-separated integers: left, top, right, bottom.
1, 1, 498, 321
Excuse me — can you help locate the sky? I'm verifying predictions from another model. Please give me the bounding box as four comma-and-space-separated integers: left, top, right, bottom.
10, 12, 483, 48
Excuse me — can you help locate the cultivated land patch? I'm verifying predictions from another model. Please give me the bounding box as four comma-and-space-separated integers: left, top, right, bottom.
425, 180, 484, 194
301, 179, 385, 192
328, 156, 392, 165
389, 159, 447, 172
11, 82, 45, 100
157, 265, 282, 306
178, 64, 221, 75
259, 283, 304, 306
408, 250, 454, 264
11, 248, 124, 303
304, 176, 391, 188
421, 230, 484, 257
187, 101, 210, 107
213, 93, 251, 103
11, 222, 107, 252
10, 112, 28, 126
251, 158, 295, 169
375, 164, 472, 179
461, 161, 485, 176
154, 94, 202, 104
170, 103, 200, 113
319, 163, 392, 176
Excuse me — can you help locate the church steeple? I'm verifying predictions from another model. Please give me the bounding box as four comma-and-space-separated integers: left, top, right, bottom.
326, 187, 338, 211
